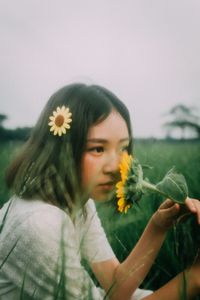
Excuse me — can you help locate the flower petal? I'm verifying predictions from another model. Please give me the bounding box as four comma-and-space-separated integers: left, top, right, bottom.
48, 106, 72, 137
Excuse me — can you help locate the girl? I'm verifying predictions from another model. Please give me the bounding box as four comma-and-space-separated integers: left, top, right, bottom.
0, 83, 200, 300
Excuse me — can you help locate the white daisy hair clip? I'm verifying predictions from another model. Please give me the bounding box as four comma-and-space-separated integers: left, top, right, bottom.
48, 106, 72, 136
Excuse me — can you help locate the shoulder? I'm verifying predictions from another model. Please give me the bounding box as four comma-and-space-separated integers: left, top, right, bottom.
0, 198, 79, 269
85, 198, 97, 215
1, 197, 76, 244
82, 199, 102, 230
78, 199, 115, 263
25, 202, 75, 241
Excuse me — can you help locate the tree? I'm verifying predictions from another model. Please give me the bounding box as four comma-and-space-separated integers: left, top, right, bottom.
0, 114, 7, 128
163, 104, 200, 139
0, 113, 32, 141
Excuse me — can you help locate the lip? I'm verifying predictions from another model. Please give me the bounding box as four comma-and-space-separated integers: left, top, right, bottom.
99, 181, 116, 186
98, 182, 116, 191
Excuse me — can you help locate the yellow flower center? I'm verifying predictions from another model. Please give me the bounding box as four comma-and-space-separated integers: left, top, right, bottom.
55, 115, 64, 127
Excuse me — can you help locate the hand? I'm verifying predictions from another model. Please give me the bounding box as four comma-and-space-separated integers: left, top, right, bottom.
151, 197, 200, 231
182, 197, 200, 224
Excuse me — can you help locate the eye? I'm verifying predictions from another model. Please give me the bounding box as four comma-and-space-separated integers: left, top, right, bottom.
88, 146, 104, 154
120, 145, 129, 152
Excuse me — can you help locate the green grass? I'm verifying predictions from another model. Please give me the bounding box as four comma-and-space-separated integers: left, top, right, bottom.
0, 139, 200, 297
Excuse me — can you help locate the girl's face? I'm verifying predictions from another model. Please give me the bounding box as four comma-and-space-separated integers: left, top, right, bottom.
81, 110, 130, 202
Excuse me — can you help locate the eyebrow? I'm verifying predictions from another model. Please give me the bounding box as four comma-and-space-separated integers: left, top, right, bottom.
86, 138, 130, 143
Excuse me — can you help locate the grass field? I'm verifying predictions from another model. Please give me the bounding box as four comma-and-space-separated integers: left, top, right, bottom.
0, 139, 200, 297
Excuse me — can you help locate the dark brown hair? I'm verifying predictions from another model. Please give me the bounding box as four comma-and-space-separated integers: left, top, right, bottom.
6, 83, 133, 212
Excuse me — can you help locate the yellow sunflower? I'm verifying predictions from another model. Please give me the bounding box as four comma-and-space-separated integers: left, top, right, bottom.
116, 152, 133, 213
116, 181, 131, 213
48, 106, 72, 136
119, 152, 133, 183
117, 197, 131, 213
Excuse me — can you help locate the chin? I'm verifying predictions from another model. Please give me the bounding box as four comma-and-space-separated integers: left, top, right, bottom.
92, 191, 115, 203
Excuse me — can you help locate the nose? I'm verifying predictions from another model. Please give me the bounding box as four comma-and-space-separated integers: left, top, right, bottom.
103, 152, 121, 175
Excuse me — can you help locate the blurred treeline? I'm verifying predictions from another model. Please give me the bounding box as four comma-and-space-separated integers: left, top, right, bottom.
1, 104, 200, 141
0, 113, 32, 141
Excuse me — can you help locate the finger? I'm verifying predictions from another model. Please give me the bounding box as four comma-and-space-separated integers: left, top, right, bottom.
185, 198, 200, 224
162, 203, 180, 218
192, 199, 200, 224
159, 198, 175, 209
185, 197, 197, 213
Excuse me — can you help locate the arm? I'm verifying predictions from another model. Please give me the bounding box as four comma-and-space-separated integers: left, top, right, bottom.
92, 198, 200, 300
92, 217, 166, 300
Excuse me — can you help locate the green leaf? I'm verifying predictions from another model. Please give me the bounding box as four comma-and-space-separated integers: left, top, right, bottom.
155, 168, 188, 203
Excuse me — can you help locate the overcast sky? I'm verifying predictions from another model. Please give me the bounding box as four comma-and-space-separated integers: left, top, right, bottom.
0, 0, 200, 138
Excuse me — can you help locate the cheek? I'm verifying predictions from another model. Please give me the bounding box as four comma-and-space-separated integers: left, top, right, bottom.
81, 154, 100, 186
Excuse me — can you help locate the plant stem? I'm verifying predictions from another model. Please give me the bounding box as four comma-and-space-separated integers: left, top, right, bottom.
141, 180, 158, 193
141, 180, 170, 199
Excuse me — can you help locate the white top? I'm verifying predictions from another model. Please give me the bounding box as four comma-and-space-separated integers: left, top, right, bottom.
0, 197, 152, 299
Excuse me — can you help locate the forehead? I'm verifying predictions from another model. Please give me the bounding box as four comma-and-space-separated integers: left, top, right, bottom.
87, 111, 129, 140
